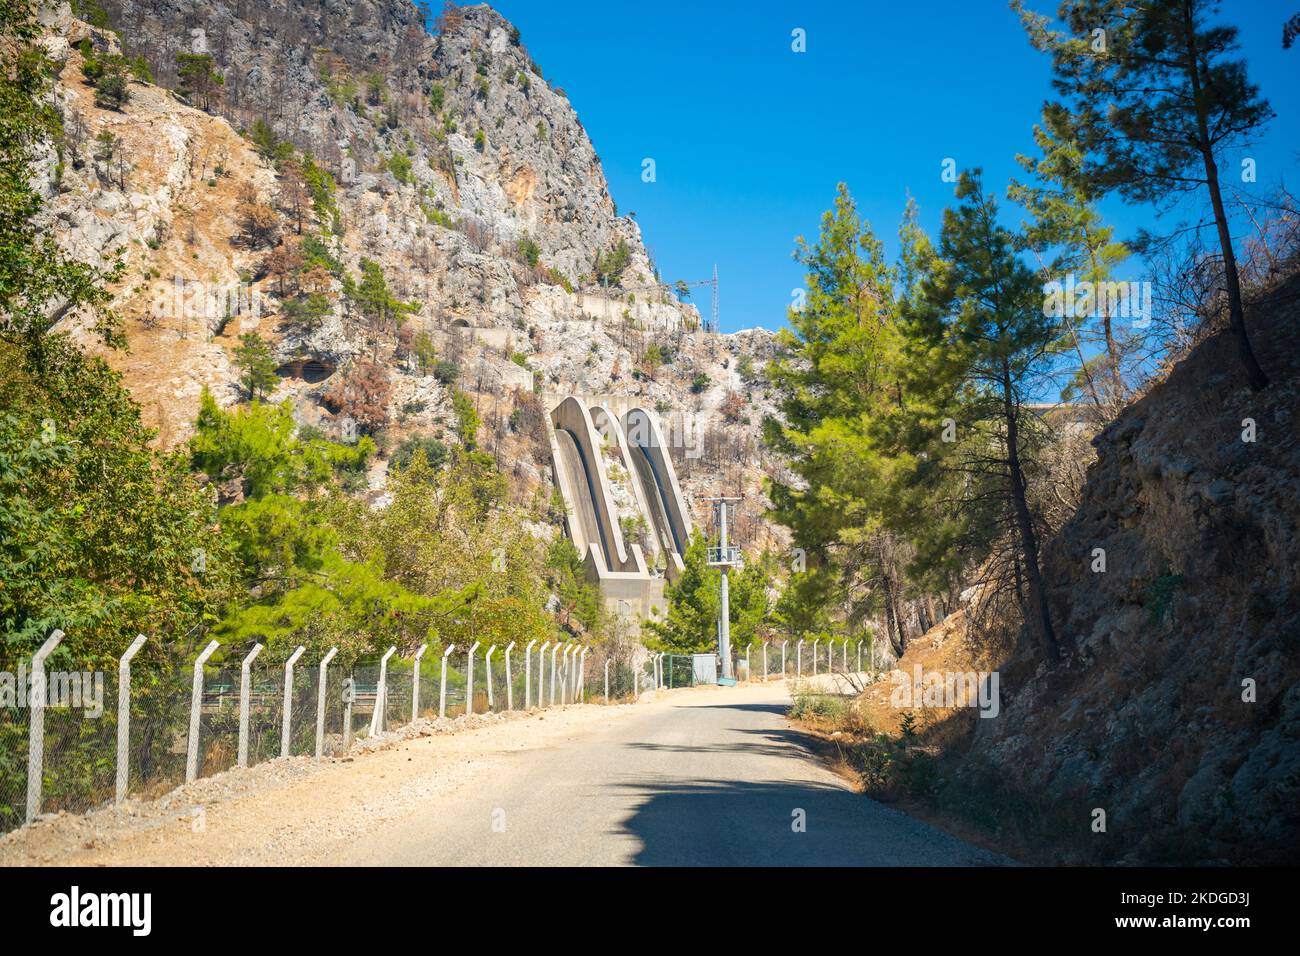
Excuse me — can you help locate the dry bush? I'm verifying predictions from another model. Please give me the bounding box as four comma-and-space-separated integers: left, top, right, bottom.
323, 358, 392, 434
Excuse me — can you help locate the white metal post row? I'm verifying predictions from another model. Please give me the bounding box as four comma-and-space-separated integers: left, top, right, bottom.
22, 632, 667, 824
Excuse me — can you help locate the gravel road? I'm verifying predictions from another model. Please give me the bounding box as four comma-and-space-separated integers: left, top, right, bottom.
0, 681, 1001, 866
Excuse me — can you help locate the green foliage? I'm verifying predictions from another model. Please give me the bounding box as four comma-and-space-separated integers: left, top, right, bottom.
646, 534, 774, 653
299, 154, 341, 235
1008, 109, 1130, 405
342, 258, 417, 330
1014, 0, 1273, 389
300, 232, 342, 276
80, 48, 147, 109
387, 151, 414, 184
249, 118, 294, 164
689, 373, 710, 394
423, 204, 454, 229
544, 267, 573, 293
432, 359, 459, 385
450, 388, 480, 448
173, 52, 224, 109
428, 82, 445, 112
516, 233, 541, 268
1, 3, 122, 374
646, 534, 717, 652
71, 0, 110, 28
0, 338, 235, 665
641, 342, 666, 373
321, 63, 358, 108
1143, 573, 1185, 627
593, 239, 631, 286
408, 329, 437, 374
189, 388, 374, 499
232, 331, 280, 401
281, 291, 332, 330
544, 537, 606, 637
790, 693, 848, 722
763, 183, 953, 652
392, 435, 448, 472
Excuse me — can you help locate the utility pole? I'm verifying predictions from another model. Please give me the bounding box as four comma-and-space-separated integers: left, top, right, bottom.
711, 264, 719, 334
704, 495, 742, 681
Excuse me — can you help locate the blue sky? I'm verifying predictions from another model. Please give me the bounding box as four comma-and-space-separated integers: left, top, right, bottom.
479, 0, 1299, 334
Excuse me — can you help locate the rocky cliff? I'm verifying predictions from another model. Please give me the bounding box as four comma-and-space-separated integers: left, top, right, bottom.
38, 1, 784, 542
964, 272, 1300, 863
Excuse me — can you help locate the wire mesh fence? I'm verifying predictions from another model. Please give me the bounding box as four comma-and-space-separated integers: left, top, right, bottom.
1, 635, 894, 836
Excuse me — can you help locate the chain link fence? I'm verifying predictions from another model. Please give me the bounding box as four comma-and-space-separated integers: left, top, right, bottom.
1, 636, 893, 836
1, 638, 646, 835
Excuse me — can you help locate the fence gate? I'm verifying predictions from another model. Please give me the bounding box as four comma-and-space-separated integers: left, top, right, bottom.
691, 654, 718, 685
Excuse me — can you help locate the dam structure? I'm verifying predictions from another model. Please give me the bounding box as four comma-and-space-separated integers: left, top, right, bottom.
547, 397, 694, 630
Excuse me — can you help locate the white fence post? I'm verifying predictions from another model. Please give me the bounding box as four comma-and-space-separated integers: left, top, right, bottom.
604, 659, 611, 703
185, 640, 221, 784
746, 643, 754, 681
538, 641, 550, 708
525, 640, 537, 708
485, 644, 497, 708
564, 643, 573, 702
579, 648, 589, 701
797, 639, 804, 678
26, 629, 64, 823
343, 676, 354, 749
369, 646, 396, 736
556, 646, 566, 705
316, 647, 338, 757
115, 634, 147, 804
631, 659, 639, 698
237, 642, 264, 769
465, 641, 481, 715
812, 639, 819, 676
411, 643, 428, 722
505, 642, 516, 710
281, 645, 306, 757
781, 640, 788, 678
763, 642, 768, 682
549, 643, 561, 705
439, 644, 456, 718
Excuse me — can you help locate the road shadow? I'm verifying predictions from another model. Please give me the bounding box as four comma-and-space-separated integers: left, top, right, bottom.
623, 725, 823, 761
672, 702, 791, 716
616, 778, 1001, 866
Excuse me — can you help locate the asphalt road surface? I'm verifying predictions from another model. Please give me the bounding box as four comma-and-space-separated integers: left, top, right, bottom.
341, 682, 1002, 866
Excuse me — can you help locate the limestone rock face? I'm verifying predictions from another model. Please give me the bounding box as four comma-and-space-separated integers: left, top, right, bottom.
43, 2, 786, 542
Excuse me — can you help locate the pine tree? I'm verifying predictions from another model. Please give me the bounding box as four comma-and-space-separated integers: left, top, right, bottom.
1008, 107, 1131, 409
234, 331, 280, 401
909, 171, 1065, 661
764, 184, 914, 653
1014, 0, 1274, 390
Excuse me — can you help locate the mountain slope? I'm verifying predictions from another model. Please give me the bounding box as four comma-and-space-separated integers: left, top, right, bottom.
41, 1, 786, 542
